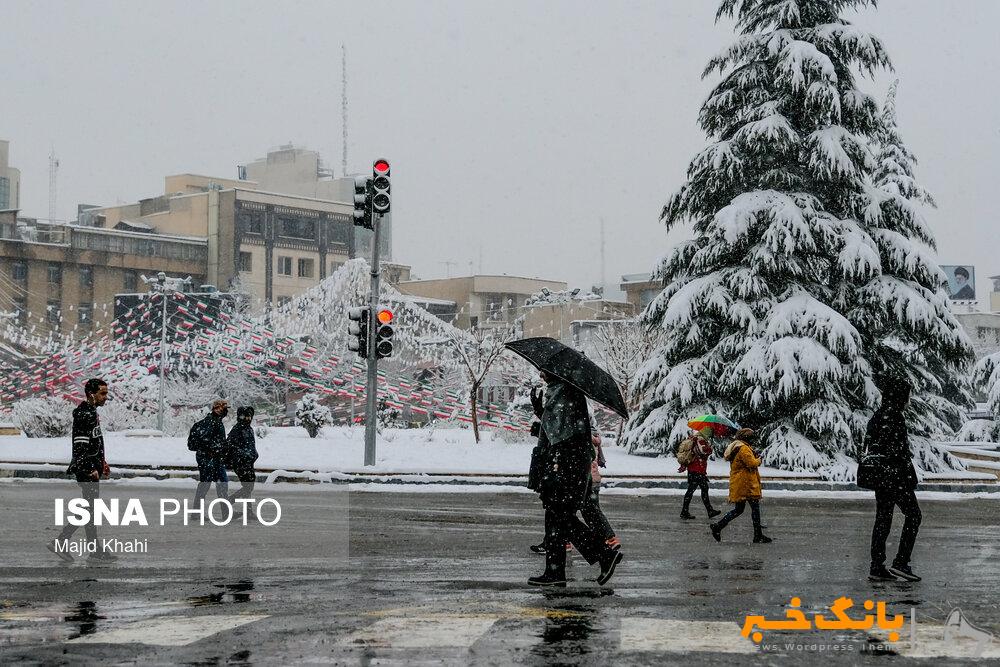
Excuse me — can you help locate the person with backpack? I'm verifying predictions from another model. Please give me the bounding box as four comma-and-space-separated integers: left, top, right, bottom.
189, 399, 230, 504
678, 426, 722, 520
710, 428, 771, 544
227, 406, 259, 503
858, 376, 922, 582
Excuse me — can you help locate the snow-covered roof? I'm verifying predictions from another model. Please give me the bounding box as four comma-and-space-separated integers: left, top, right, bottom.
620, 273, 653, 284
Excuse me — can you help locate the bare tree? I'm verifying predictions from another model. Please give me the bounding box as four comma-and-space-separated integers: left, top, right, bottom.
450, 322, 519, 443
593, 319, 659, 436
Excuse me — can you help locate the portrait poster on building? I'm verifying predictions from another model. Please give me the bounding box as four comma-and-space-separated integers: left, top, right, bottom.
941, 265, 977, 301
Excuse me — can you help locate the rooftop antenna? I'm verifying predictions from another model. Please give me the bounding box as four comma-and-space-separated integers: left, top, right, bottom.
341, 44, 348, 177
600, 217, 606, 292
48, 148, 59, 222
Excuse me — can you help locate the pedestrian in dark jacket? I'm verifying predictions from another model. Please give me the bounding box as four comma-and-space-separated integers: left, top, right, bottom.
527, 385, 551, 554
864, 377, 922, 582
679, 426, 722, 520
48, 378, 116, 563
529, 372, 622, 587
227, 406, 259, 502
190, 399, 230, 504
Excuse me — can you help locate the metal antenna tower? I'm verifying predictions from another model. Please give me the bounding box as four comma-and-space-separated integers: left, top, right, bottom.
600, 217, 606, 291
48, 149, 59, 222
341, 44, 348, 177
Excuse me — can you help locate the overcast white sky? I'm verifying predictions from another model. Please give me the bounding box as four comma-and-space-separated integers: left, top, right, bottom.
3, 0, 998, 300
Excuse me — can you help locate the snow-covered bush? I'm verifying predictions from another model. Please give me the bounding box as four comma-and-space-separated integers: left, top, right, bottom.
959, 420, 1000, 443
295, 393, 332, 438
965, 352, 1000, 442
98, 398, 153, 433
12, 396, 76, 438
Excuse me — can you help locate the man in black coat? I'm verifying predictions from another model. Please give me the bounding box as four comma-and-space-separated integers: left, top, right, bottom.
48, 378, 117, 563
190, 399, 230, 504
864, 378, 922, 582
528, 372, 622, 587
227, 406, 259, 502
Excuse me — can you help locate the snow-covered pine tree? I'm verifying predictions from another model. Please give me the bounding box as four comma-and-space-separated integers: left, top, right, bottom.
859, 80, 973, 462
295, 393, 332, 438
961, 352, 1000, 442
624, 0, 968, 477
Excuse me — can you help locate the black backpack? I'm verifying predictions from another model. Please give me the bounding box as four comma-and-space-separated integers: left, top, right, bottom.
187, 418, 210, 452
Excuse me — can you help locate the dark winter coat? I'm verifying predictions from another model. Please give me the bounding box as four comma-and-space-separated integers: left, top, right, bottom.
539, 437, 593, 511
860, 382, 918, 492
527, 428, 549, 492
68, 401, 105, 480
226, 422, 258, 471
540, 380, 591, 447
188, 413, 227, 458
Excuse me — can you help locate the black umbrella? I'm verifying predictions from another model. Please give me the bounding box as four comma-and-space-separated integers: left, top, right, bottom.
504, 337, 628, 419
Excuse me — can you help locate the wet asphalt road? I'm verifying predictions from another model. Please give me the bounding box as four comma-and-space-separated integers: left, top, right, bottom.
1, 481, 1000, 665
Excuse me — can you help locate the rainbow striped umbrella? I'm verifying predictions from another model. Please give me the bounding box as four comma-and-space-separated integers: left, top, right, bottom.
687, 414, 740, 436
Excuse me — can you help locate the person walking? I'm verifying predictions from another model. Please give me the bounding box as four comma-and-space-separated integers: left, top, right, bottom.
227, 406, 259, 504
581, 429, 620, 549
189, 399, 230, 504
679, 426, 722, 520
48, 378, 117, 563
529, 372, 622, 587
861, 377, 922, 582
710, 428, 771, 544
527, 385, 552, 554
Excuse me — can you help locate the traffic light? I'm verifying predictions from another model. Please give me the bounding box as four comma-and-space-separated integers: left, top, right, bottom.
375, 307, 394, 359
347, 306, 370, 358
372, 159, 390, 215
353, 175, 372, 230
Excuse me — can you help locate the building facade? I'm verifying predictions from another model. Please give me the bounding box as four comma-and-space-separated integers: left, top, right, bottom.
1, 209, 207, 336
0, 140, 21, 211
396, 275, 568, 330
620, 273, 661, 313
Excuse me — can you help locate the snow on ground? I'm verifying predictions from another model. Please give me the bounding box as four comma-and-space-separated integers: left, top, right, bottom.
0, 426, 817, 478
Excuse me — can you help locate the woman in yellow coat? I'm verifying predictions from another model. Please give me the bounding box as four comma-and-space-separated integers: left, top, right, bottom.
710, 428, 772, 544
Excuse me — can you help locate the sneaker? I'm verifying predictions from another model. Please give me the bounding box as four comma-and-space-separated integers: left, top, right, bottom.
679, 511, 696, 520
753, 534, 773, 544
605, 536, 621, 551
597, 550, 623, 586
46, 540, 74, 564
708, 508, 722, 518
88, 551, 118, 563
529, 543, 547, 555
710, 523, 722, 543
869, 565, 899, 582
528, 571, 567, 587
888, 564, 921, 582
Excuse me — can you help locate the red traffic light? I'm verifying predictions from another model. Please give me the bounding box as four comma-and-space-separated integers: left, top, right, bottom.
373, 159, 390, 175
376, 308, 394, 324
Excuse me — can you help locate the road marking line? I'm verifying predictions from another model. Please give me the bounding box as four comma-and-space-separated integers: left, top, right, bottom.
871, 623, 1000, 659
67, 614, 268, 646
620, 618, 757, 654
340, 615, 500, 649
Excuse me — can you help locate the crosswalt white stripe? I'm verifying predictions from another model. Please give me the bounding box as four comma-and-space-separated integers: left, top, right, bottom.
339, 615, 500, 649
68, 614, 268, 646
620, 618, 757, 654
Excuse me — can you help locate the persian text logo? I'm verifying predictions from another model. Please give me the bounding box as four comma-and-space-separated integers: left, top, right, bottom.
742, 597, 905, 645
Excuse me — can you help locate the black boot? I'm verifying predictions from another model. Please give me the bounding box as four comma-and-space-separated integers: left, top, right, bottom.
869, 564, 898, 581
528, 570, 567, 586
710, 523, 722, 542
707, 507, 722, 518
679, 511, 696, 520
597, 549, 623, 586
529, 542, 547, 555
753, 533, 773, 544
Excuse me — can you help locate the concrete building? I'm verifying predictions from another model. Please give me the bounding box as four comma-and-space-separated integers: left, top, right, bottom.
1, 209, 207, 336
0, 140, 21, 211
396, 275, 567, 330
240, 145, 391, 262
79, 170, 406, 314
620, 273, 661, 312
522, 298, 634, 342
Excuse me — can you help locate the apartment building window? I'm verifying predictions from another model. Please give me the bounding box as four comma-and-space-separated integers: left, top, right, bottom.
239, 252, 253, 273
329, 261, 343, 276
78, 304, 93, 325
297, 258, 314, 278
47, 264, 62, 285
278, 216, 316, 240
11, 261, 27, 282
46, 300, 60, 326
238, 208, 264, 234
0, 176, 9, 209
277, 256, 292, 276
123, 271, 138, 292
14, 297, 27, 325
277, 296, 292, 308
80, 266, 94, 288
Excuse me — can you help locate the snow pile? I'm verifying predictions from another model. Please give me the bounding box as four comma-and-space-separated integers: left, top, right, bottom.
12, 396, 75, 438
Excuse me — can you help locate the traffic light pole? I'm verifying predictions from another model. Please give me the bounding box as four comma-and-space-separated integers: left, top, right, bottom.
363, 212, 383, 466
